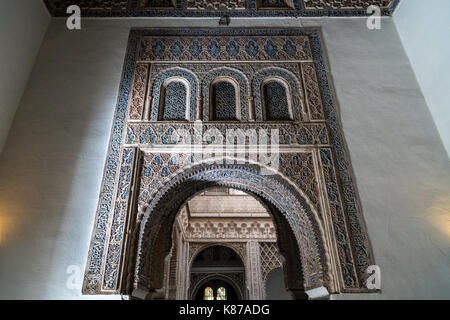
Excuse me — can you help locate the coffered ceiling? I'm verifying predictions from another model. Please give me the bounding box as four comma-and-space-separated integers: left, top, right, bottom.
43, 0, 400, 17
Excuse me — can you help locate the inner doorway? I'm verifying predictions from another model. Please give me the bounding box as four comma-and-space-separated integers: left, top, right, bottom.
190, 245, 244, 300
162, 187, 293, 300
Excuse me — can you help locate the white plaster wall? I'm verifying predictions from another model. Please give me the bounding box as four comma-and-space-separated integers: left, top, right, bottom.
0, 0, 50, 155
314, 18, 450, 300
266, 268, 292, 300
394, 0, 450, 159
0, 17, 448, 299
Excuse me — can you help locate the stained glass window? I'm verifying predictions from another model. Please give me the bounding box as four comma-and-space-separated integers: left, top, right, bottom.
263, 81, 291, 120
216, 287, 227, 300
212, 80, 237, 120
160, 81, 187, 120
204, 287, 214, 300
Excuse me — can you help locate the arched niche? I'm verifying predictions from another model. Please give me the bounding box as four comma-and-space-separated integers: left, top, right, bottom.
261, 77, 294, 121
202, 67, 250, 121
150, 67, 199, 121
252, 67, 305, 121
210, 77, 240, 121
158, 77, 190, 121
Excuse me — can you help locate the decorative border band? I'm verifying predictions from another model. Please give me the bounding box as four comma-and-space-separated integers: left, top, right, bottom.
44, 0, 400, 17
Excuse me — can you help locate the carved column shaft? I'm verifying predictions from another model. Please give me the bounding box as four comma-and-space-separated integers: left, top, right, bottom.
247, 241, 263, 300
248, 96, 255, 121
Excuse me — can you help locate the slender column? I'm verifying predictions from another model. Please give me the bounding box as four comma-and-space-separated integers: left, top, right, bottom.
248, 97, 255, 121
184, 241, 190, 299
195, 97, 202, 121
246, 241, 263, 300
176, 234, 188, 300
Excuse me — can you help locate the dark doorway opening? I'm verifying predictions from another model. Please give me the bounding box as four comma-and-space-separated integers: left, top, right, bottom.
190, 245, 244, 300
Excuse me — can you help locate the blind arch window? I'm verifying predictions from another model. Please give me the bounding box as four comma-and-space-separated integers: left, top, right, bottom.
211, 79, 239, 121
262, 79, 292, 121
159, 79, 189, 120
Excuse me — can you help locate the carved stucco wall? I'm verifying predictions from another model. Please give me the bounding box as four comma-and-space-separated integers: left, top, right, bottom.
0, 18, 448, 300
78, 26, 382, 298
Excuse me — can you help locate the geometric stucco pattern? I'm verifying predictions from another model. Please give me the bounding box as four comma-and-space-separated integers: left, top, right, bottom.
43, 0, 400, 17
184, 220, 277, 240
260, 242, 282, 282
259, 242, 282, 299
82, 28, 375, 297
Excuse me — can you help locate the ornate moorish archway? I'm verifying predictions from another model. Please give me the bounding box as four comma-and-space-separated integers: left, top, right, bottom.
82, 28, 375, 299
130, 161, 329, 299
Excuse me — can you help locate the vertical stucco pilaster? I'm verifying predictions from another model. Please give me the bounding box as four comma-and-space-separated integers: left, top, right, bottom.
247, 241, 263, 299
